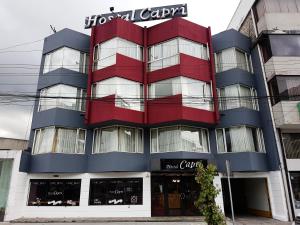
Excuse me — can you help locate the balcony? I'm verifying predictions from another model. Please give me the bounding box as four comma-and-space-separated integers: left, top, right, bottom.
87, 95, 144, 125
147, 94, 215, 125
257, 13, 300, 34
273, 101, 300, 129
265, 57, 300, 80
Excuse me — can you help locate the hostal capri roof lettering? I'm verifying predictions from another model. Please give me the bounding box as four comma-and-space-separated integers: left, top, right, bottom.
85, 4, 188, 29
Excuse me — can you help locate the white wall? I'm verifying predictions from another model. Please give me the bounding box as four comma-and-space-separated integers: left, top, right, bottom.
4, 152, 151, 222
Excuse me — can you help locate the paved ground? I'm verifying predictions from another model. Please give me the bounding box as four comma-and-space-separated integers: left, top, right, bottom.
0, 218, 294, 225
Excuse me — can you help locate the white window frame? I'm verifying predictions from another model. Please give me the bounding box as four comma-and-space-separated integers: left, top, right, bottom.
215, 47, 253, 73
215, 125, 265, 153
93, 37, 143, 71
38, 84, 86, 112
150, 125, 210, 153
217, 84, 259, 111
32, 127, 87, 155
92, 125, 144, 154
43, 47, 89, 74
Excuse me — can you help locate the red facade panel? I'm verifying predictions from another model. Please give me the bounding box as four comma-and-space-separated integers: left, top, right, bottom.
88, 95, 144, 125
147, 18, 209, 46
147, 95, 215, 124
93, 54, 143, 83
86, 17, 218, 126
147, 54, 211, 84
93, 18, 144, 45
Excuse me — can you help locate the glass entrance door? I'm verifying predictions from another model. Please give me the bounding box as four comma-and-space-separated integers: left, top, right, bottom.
151, 174, 199, 216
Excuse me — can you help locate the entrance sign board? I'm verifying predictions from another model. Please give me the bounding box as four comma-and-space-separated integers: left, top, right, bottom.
160, 159, 207, 172
85, 4, 187, 29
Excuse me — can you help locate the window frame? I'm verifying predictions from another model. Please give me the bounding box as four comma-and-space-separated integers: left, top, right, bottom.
32, 126, 87, 155
38, 84, 86, 112
93, 37, 143, 71
215, 47, 253, 73
215, 125, 266, 154
92, 125, 144, 154
150, 125, 210, 154
43, 46, 89, 74
217, 84, 259, 111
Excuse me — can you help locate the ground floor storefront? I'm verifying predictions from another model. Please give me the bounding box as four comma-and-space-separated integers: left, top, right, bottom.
2, 155, 289, 222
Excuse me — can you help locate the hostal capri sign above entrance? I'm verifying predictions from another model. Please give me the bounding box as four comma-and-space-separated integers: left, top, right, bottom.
85, 4, 188, 29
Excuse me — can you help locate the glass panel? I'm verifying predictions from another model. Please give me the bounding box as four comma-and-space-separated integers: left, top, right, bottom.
28, 179, 81, 206
149, 77, 181, 98
55, 128, 77, 153
119, 127, 136, 153
63, 47, 81, 72
151, 129, 158, 153
239, 85, 253, 109
77, 129, 86, 153
89, 178, 143, 205
50, 48, 64, 72
43, 54, 51, 73
236, 50, 248, 71
290, 173, 300, 209
181, 127, 208, 152
162, 39, 178, 59
33, 127, 55, 154
282, 133, 300, 159
216, 129, 226, 153
100, 127, 118, 153
224, 85, 240, 109
158, 127, 181, 152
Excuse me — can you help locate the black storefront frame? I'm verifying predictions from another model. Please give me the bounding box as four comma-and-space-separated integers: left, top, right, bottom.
151, 159, 207, 217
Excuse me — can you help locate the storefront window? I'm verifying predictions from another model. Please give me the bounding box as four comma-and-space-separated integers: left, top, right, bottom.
218, 84, 259, 111
43, 47, 89, 74
216, 126, 265, 153
39, 84, 86, 112
282, 133, 300, 159
93, 126, 143, 154
148, 37, 208, 72
89, 178, 143, 205
215, 48, 252, 73
93, 37, 143, 70
32, 127, 86, 155
151, 126, 209, 153
149, 76, 213, 111
268, 76, 300, 105
92, 77, 144, 111
290, 173, 300, 209
27, 179, 81, 206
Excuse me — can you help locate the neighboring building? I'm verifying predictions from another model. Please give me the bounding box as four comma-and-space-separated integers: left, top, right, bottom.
3, 16, 288, 221
0, 138, 27, 221
228, 0, 300, 220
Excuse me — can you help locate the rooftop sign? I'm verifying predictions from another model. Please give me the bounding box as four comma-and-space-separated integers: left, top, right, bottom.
85, 4, 187, 29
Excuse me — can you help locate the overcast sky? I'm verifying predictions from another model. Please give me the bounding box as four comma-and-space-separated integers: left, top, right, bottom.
0, 0, 240, 140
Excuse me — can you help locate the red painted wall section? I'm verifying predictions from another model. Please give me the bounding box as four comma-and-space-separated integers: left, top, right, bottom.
89, 95, 144, 125
92, 54, 143, 83
147, 95, 215, 124
93, 18, 144, 45
147, 18, 209, 46
148, 54, 211, 83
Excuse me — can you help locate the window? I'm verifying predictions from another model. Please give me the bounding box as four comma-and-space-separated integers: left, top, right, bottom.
43, 47, 89, 74
260, 35, 300, 62
92, 77, 143, 111
32, 127, 86, 154
149, 76, 213, 111
148, 38, 208, 72
93, 37, 143, 70
290, 172, 300, 209
282, 133, 300, 159
89, 178, 143, 205
269, 76, 300, 105
28, 179, 81, 206
215, 48, 252, 73
93, 126, 143, 153
216, 126, 265, 153
151, 126, 209, 153
39, 84, 86, 112
217, 84, 259, 111
254, 0, 300, 22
